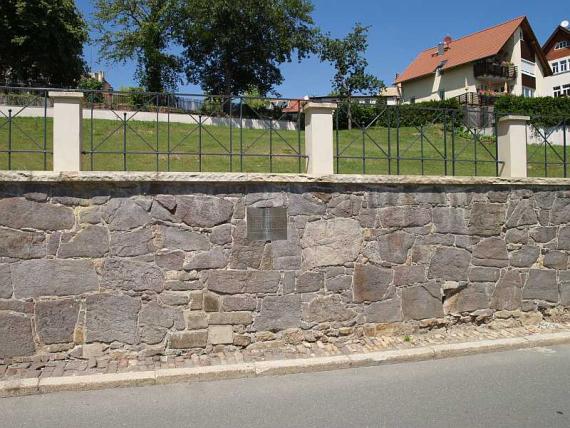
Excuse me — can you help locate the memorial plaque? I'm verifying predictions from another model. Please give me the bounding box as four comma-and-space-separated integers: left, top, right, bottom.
246, 207, 288, 241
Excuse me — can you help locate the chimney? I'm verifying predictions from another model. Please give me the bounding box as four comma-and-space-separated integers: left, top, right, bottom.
437, 42, 445, 56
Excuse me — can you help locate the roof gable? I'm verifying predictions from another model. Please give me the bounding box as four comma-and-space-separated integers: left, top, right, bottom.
396, 17, 533, 84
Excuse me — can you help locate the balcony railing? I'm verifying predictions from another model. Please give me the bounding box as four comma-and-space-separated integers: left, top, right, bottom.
474, 61, 517, 81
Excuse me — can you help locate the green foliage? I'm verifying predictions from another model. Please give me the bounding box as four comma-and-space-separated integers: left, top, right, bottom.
0, 0, 87, 86
319, 24, 384, 98
335, 99, 462, 130
78, 77, 104, 103
177, 0, 317, 96
119, 86, 147, 109
93, 0, 182, 92
494, 95, 570, 127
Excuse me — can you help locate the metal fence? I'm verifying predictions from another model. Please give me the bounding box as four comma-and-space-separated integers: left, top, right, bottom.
526, 115, 568, 178
334, 103, 501, 177
0, 87, 51, 170
82, 90, 306, 173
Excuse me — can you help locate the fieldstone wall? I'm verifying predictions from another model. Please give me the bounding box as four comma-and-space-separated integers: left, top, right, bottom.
0, 177, 569, 360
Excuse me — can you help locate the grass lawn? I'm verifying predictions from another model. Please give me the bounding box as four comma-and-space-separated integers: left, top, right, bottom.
0, 116, 568, 177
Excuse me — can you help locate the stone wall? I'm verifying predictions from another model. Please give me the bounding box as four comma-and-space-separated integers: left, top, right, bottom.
0, 174, 569, 360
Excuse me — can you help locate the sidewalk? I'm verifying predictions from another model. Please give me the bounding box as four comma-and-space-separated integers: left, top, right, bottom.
2, 311, 570, 397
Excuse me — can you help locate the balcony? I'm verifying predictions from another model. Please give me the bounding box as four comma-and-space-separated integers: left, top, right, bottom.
474, 60, 517, 81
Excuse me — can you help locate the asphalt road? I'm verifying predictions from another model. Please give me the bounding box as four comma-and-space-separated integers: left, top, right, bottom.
2, 345, 570, 428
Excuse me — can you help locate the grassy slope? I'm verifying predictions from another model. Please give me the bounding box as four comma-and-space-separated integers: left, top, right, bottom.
0, 116, 567, 177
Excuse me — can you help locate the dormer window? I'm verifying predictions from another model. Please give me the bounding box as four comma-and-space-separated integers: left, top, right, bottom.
555, 40, 569, 49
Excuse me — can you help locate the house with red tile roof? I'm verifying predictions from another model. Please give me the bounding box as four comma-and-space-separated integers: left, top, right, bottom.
543, 21, 570, 97
395, 17, 552, 104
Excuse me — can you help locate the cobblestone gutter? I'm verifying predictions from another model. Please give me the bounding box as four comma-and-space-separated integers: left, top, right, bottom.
0, 172, 569, 366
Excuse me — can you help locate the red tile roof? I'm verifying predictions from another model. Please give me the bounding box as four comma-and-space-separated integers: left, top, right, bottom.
396, 17, 526, 84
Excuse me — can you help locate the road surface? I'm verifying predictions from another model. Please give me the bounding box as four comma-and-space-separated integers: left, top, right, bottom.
2, 345, 569, 428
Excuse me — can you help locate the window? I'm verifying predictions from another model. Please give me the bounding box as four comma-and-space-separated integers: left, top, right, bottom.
521, 59, 535, 76
522, 86, 535, 98
560, 59, 568, 73
552, 62, 559, 74
555, 40, 569, 50
439, 90, 445, 100
564, 84, 570, 97
554, 86, 562, 97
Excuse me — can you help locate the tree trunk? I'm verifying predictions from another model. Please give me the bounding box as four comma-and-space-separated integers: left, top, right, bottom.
347, 94, 352, 131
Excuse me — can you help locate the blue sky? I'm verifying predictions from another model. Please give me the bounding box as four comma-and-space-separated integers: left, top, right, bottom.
77, 0, 568, 97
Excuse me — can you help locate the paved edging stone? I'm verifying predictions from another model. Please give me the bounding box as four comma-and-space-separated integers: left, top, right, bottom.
2, 331, 569, 398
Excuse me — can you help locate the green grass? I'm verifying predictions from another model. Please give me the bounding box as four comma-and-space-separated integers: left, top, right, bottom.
0, 116, 568, 177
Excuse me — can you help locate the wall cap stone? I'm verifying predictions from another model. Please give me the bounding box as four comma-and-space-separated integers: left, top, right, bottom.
0, 171, 568, 186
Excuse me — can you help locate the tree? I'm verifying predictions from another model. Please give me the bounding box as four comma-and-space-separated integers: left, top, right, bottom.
177, 0, 317, 96
0, 0, 87, 86
319, 24, 383, 129
93, 0, 182, 93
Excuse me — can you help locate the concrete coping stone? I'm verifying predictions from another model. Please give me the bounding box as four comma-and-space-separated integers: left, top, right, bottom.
498, 115, 531, 122
48, 91, 84, 100
0, 171, 568, 187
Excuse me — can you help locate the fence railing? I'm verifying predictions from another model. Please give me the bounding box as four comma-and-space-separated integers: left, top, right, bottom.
0, 87, 51, 170
0, 86, 567, 180
334, 103, 501, 177
526, 115, 568, 178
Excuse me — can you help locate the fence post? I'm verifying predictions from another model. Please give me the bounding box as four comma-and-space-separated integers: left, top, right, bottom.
49, 91, 83, 172
497, 115, 529, 178
303, 102, 336, 175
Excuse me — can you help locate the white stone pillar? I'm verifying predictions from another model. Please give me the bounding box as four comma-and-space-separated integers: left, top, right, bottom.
497, 115, 529, 178
303, 102, 336, 175
49, 91, 83, 172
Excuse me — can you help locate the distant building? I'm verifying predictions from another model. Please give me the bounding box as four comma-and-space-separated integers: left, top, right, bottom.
88, 71, 113, 92
543, 20, 570, 97
395, 16, 552, 104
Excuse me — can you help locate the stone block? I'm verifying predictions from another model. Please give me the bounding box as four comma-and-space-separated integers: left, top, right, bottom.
472, 237, 508, 267
175, 196, 234, 227
379, 206, 431, 228
543, 251, 568, 270
208, 325, 233, 345
105, 199, 151, 231
505, 228, 528, 244
86, 294, 141, 345
288, 193, 326, 216
402, 282, 444, 320
203, 292, 221, 312
491, 270, 523, 311
156, 225, 210, 251
0, 312, 35, 358
102, 258, 163, 292
551, 198, 570, 225
183, 248, 228, 270
207, 270, 280, 294
254, 295, 301, 332
428, 247, 471, 281
58, 225, 109, 258
468, 267, 500, 283
393, 265, 426, 286
352, 263, 393, 303
35, 299, 79, 344
505, 199, 538, 228
12, 259, 99, 298
523, 270, 559, 303
469, 203, 506, 236
443, 283, 490, 314
186, 312, 208, 330
0, 228, 46, 259
109, 228, 154, 257
139, 301, 180, 345
363, 230, 415, 264
0, 198, 74, 231
158, 292, 189, 306
155, 250, 185, 270
303, 295, 355, 323
530, 226, 557, 243
208, 312, 253, 325
301, 218, 362, 269
0, 264, 12, 298
222, 295, 257, 312
364, 298, 403, 323
228, 220, 265, 269
210, 224, 232, 245
296, 271, 324, 293
433, 207, 468, 234
169, 330, 208, 349
510, 246, 540, 268
558, 226, 570, 250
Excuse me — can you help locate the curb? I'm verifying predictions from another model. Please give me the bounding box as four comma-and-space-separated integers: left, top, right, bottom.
2, 331, 570, 398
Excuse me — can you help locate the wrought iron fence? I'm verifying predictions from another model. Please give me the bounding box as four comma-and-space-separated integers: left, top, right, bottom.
0, 86, 52, 170
526, 115, 568, 178
334, 102, 501, 176
82, 90, 306, 173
